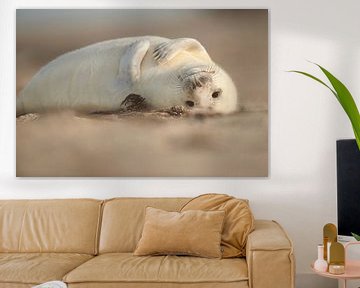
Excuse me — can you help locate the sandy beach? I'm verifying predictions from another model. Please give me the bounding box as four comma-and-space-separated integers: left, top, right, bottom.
17, 111, 267, 177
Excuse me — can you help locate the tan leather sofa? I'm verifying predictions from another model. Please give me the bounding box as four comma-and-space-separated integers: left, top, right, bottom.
0, 198, 295, 288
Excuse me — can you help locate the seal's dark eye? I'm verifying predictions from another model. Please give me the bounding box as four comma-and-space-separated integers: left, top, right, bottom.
212, 91, 221, 98
185, 100, 195, 107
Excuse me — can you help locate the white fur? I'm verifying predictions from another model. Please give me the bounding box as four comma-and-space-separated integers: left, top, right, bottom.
17, 36, 238, 115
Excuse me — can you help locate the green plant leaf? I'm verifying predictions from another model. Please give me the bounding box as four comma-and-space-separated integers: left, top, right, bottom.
288, 70, 337, 99
351, 232, 360, 241
289, 64, 360, 150
316, 64, 360, 147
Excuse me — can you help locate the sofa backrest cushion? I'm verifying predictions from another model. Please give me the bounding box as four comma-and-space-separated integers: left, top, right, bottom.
99, 198, 189, 253
181, 194, 254, 258
0, 199, 102, 254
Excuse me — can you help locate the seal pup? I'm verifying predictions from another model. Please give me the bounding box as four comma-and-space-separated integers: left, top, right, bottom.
17, 36, 238, 116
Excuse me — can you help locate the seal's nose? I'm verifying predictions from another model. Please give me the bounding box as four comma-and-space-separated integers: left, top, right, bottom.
185, 100, 195, 107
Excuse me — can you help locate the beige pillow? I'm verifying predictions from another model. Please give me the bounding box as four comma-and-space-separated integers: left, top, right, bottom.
181, 193, 254, 258
134, 207, 225, 258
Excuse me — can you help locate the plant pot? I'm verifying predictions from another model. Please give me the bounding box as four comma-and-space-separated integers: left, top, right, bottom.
337, 139, 360, 238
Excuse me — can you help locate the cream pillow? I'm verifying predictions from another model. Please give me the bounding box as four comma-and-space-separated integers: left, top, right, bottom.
134, 207, 225, 258
181, 193, 255, 258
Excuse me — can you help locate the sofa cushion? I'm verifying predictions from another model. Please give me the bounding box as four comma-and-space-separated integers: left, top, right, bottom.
0, 253, 93, 285
0, 199, 102, 254
134, 207, 225, 258
99, 198, 190, 253
181, 194, 254, 258
63, 253, 248, 284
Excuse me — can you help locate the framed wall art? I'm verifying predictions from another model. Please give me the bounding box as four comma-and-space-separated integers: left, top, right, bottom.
16, 9, 268, 177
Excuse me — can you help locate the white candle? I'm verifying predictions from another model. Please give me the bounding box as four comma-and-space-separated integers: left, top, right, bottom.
327, 241, 331, 263
329, 264, 345, 274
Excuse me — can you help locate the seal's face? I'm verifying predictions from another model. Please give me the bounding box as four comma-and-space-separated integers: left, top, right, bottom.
177, 65, 238, 114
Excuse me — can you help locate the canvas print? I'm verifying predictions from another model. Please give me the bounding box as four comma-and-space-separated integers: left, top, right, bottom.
16, 9, 268, 177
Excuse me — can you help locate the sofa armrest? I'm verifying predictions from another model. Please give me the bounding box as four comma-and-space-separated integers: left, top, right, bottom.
246, 220, 295, 288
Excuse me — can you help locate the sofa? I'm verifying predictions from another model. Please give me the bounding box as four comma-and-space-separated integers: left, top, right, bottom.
0, 198, 295, 288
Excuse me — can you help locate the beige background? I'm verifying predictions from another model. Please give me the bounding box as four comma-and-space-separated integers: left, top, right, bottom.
16, 9, 268, 176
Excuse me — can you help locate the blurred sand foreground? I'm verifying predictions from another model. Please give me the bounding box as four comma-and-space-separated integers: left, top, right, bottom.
16, 111, 267, 177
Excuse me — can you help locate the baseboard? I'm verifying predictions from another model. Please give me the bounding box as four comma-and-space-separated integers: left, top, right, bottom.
296, 273, 337, 288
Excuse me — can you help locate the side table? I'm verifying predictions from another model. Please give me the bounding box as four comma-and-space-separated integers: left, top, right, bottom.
311, 242, 360, 288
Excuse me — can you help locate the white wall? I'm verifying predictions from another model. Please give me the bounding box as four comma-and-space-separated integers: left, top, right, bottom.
1, 1, 359, 287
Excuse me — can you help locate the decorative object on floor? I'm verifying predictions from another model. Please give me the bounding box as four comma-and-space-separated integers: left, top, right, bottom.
181, 193, 255, 257
16, 9, 268, 177
290, 62, 360, 150
32, 281, 67, 288
314, 244, 328, 272
134, 207, 225, 258
323, 223, 337, 262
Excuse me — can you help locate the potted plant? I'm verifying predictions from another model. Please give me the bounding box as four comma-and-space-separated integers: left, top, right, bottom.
290, 64, 360, 241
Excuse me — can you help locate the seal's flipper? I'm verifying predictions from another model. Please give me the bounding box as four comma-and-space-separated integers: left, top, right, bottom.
118, 40, 150, 84
153, 38, 210, 65
120, 94, 147, 111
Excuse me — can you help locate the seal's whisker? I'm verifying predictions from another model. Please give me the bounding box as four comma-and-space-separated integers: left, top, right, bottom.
168, 70, 184, 94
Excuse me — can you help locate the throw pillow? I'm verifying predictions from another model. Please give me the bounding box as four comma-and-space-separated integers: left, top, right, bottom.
134, 207, 225, 258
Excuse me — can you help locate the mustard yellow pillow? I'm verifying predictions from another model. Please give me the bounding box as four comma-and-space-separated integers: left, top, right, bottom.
181, 194, 255, 258
134, 207, 225, 258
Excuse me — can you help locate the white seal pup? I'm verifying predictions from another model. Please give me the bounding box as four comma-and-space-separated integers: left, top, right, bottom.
16, 36, 238, 116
